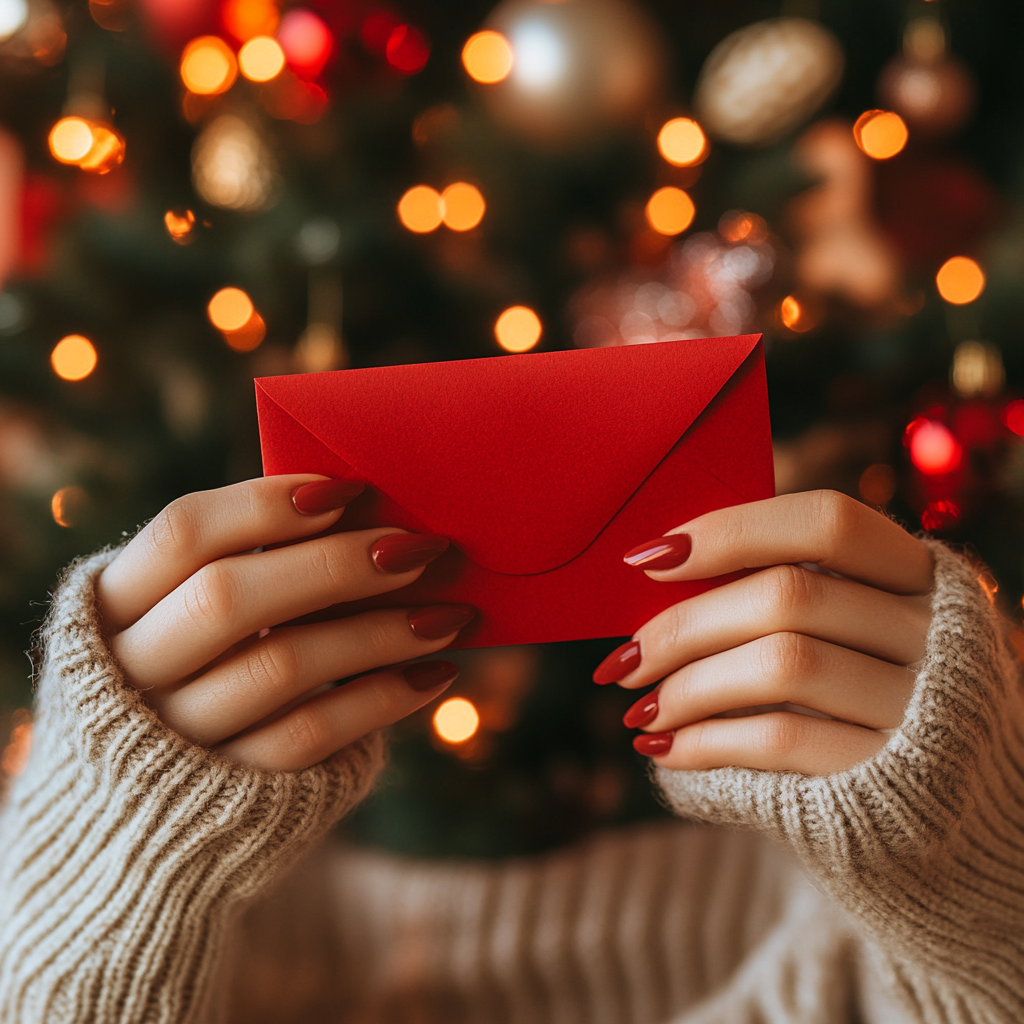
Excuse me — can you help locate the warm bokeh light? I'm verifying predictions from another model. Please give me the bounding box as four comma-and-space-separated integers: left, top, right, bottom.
223, 0, 279, 42
78, 124, 125, 174
277, 8, 332, 77
906, 418, 961, 475
858, 463, 897, 507
51, 335, 97, 381
222, 311, 266, 351
495, 305, 542, 352
462, 30, 513, 84
1002, 399, 1024, 437
49, 117, 94, 164
164, 208, 196, 243
181, 36, 237, 96
936, 256, 985, 305
779, 295, 815, 333
645, 187, 695, 236
433, 697, 480, 744
239, 35, 285, 81
719, 209, 768, 243
51, 486, 88, 527
385, 24, 430, 74
921, 499, 960, 532
441, 182, 485, 231
398, 185, 443, 233
657, 117, 708, 167
853, 110, 908, 160
0, 710, 31, 778
207, 287, 254, 331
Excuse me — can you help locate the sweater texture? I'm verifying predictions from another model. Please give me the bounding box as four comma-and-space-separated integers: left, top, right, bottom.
0, 541, 1021, 1023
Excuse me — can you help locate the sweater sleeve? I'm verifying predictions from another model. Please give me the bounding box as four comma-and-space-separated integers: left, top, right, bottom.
0, 549, 387, 1024
655, 540, 1024, 1024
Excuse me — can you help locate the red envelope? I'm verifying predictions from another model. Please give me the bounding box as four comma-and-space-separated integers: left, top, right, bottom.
256, 335, 773, 648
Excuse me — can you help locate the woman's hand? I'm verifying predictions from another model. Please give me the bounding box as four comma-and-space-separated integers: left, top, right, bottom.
97, 475, 474, 772
595, 490, 935, 776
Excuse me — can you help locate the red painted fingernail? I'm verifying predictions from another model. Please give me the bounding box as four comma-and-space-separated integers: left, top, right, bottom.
633, 732, 674, 756
372, 533, 450, 573
623, 689, 660, 729
408, 605, 476, 640
403, 660, 459, 692
593, 640, 641, 685
624, 534, 692, 570
292, 479, 365, 516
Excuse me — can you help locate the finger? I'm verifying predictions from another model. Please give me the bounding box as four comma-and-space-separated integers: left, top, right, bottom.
112, 529, 451, 688
643, 713, 887, 775
217, 662, 458, 772
603, 564, 930, 690
625, 633, 914, 735
624, 490, 933, 596
99, 476, 365, 632
152, 607, 474, 746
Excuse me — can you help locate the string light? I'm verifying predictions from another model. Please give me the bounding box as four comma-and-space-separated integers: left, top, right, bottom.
385, 24, 430, 74
49, 117, 94, 164
645, 187, 695, 236
222, 0, 279, 42
433, 697, 480, 744
51, 335, 97, 381
657, 117, 708, 167
440, 182, 485, 231
779, 295, 816, 332
495, 306, 542, 352
905, 418, 961, 475
77, 124, 125, 174
398, 185, 443, 233
462, 30, 513, 83
51, 485, 88, 527
277, 8, 332, 78
936, 256, 985, 305
239, 35, 285, 81
164, 209, 196, 244
181, 36, 238, 95
719, 210, 768, 243
208, 287, 254, 331
221, 312, 266, 351
853, 110, 908, 160
192, 115, 277, 211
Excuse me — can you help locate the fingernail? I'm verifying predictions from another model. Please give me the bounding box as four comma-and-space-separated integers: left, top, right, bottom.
592, 640, 641, 685
633, 732, 674, 756
624, 534, 692, 570
408, 605, 476, 640
292, 479, 365, 516
403, 660, 459, 692
372, 533, 450, 573
623, 689, 659, 729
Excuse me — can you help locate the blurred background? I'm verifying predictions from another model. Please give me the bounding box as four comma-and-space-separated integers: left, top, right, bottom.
1, 0, 1022, 857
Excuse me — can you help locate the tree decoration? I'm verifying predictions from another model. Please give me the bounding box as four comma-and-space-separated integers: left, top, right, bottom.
694, 18, 843, 146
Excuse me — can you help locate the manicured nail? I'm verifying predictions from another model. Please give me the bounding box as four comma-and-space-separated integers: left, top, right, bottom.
408, 604, 476, 640
623, 689, 659, 729
592, 640, 641, 685
633, 732, 674, 756
623, 534, 692, 571
292, 479, 365, 516
403, 660, 459, 692
372, 533, 450, 573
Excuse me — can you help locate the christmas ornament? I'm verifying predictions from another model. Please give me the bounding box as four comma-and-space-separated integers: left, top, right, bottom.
476, 0, 664, 144
694, 18, 843, 147
877, 16, 975, 139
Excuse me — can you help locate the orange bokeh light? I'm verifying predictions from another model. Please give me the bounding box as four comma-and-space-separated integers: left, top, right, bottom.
51, 335, 98, 381
398, 185, 443, 233
779, 295, 817, 333
164, 209, 196, 243
853, 110, 908, 160
208, 287, 254, 331
433, 697, 480, 744
719, 210, 768, 243
936, 256, 985, 305
222, 311, 266, 351
441, 182, 485, 231
181, 36, 238, 95
51, 486, 88, 528
657, 117, 708, 167
223, 0, 279, 42
239, 35, 285, 81
645, 187, 695, 236
495, 306, 542, 352
49, 117, 94, 164
78, 124, 125, 174
462, 30, 513, 84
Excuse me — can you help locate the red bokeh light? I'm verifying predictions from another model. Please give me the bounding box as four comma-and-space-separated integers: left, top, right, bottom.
1002, 398, 1024, 437
277, 8, 332, 78
905, 418, 962, 475
952, 402, 1001, 449
921, 499, 961, 531
385, 24, 429, 74
361, 8, 400, 55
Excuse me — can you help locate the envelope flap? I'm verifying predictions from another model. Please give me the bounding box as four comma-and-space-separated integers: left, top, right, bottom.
256, 335, 763, 574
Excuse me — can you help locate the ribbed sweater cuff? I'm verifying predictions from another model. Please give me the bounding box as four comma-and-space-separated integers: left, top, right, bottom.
655, 540, 1024, 1019
0, 549, 387, 1024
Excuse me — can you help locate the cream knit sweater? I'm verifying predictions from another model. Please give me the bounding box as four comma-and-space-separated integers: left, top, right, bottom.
0, 541, 1022, 1023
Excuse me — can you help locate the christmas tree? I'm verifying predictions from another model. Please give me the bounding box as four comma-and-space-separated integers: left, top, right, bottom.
1, 0, 1020, 855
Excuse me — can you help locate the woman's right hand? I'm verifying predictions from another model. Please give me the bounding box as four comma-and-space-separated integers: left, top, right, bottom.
95, 475, 474, 772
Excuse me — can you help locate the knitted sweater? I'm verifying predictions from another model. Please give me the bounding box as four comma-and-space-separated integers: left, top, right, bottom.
0, 542, 1022, 1023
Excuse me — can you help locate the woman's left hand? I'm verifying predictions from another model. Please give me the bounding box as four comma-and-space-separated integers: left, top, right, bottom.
594, 490, 936, 776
